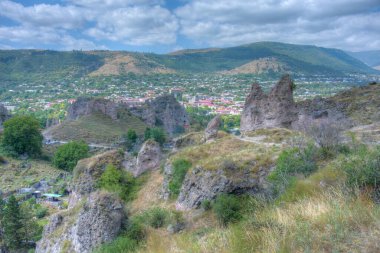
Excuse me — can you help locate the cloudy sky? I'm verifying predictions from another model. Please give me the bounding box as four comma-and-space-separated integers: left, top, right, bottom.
0, 0, 379, 52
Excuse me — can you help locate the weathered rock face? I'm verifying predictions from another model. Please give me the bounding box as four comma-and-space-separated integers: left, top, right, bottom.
240, 75, 298, 132
69, 150, 124, 207
36, 191, 124, 253
130, 94, 189, 137
175, 165, 272, 210
67, 97, 119, 120
126, 140, 161, 177
204, 115, 221, 141
0, 104, 10, 128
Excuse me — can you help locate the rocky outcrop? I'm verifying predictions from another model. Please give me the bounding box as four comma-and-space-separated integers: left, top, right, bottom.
204, 115, 221, 141
129, 94, 189, 137
36, 191, 124, 253
67, 97, 119, 120
69, 150, 124, 207
0, 104, 10, 128
125, 140, 161, 177
240, 75, 298, 132
173, 132, 204, 151
176, 165, 272, 210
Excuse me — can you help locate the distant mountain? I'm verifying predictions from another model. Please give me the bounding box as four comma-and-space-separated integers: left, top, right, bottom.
347, 50, 380, 69
0, 42, 378, 81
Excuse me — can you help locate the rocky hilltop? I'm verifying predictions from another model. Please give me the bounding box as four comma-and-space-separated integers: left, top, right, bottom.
129, 94, 190, 137
240, 74, 298, 132
67, 97, 119, 121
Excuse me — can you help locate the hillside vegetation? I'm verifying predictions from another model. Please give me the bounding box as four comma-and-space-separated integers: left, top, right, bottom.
44, 112, 147, 144
0, 42, 377, 81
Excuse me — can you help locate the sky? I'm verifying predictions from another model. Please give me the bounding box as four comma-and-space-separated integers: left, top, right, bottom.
0, 0, 379, 53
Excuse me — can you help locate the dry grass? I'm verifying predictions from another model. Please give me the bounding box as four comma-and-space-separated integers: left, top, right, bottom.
44, 112, 147, 144
0, 157, 67, 193
170, 135, 279, 172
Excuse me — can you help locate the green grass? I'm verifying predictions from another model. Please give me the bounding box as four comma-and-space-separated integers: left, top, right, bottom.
45, 112, 147, 144
168, 159, 192, 198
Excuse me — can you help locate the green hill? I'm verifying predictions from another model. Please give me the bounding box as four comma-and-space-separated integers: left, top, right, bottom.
347, 50, 380, 68
0, 42, 377, 80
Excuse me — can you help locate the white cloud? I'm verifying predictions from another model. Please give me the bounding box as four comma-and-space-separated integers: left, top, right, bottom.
0, 0, 85, 29
86, 5, 178, 45
0, 26, 105, 50
175, 0, 380, 51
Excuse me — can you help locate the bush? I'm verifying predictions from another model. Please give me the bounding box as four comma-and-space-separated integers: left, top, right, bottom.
35, 206, 48, 219
144, 127, 166, 145
147, 207, 168, 228
98, 164, 135, 201
126, 217, 147, 241
168, 159, 192, 197
213, 194, 242, 226
53, 141, 89, 171
2, 115, 43, 156
124, 129, 138, 151
342, 146, 380, 190
94, 236, 137, 253
201, 200, 212, 211
268, 144, 318, 196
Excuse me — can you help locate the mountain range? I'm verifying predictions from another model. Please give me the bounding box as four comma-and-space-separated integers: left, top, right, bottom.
0, 42, 378, 81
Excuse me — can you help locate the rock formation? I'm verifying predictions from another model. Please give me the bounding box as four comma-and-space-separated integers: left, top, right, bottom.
0, 104, 10, 128
176, 165, 272, 210
36, 192, 124, 253
204, 115, 221, 141
240, 74, 298, 132
67, 97, 119, 120
69, 150, 124, 207
129, 94, 189, 137
125, 140, 162, 177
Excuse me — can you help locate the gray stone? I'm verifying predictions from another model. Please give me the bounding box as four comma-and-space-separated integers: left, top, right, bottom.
240, 74, 298, 132
204, 115, 221, 141
67, 97, 119, 121
126, 140, 162, 177
36, 192, 124, 253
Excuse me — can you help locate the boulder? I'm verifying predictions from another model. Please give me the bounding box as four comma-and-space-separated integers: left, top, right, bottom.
176, 165, 272, 210
240, 75, 298, 132
36, 191, 124, 253
204, 115, 221, 141
126, 140, 161, 177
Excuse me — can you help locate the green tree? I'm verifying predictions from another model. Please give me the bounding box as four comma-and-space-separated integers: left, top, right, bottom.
144, 127, 166, 145
53, 141, 89, 171
2, 196, 24, 249
127, 129, 137, 143
2, 115, 43, 156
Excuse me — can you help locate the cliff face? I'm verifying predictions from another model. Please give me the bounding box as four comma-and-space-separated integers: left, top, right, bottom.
204, 115, 221, 141
130, 94, 189, 137
36, 150, 127, 253
67, 97, 119, 121
36, 192, 124, 253
240, 75, 298, 132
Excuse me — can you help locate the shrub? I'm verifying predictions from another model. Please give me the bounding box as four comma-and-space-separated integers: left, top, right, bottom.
53, 141, 89, 171
268, 144, 318, 196
98, 164, 135, 201
2, 115, 43, 156
147, 207, 168, 228
94, 236, 138, 253
144, 127, 166, 145
126, 217, 147, 241
201, 200, 212, 211
124, 129, 138, 151
213, 194, 242, 226
35, 206, 48, 219
168, 159, 192, 197
342, 146, 380, 190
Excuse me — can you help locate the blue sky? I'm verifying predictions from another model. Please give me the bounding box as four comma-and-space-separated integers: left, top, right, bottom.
0, 0, 379, 53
